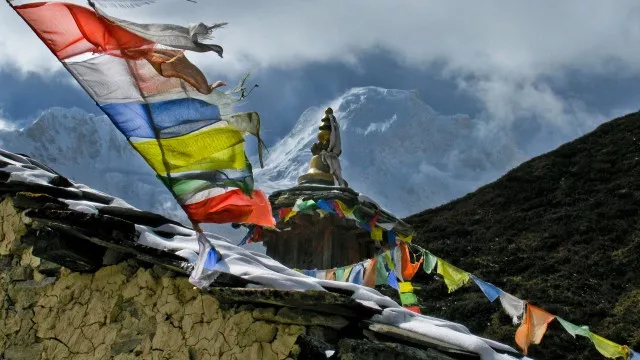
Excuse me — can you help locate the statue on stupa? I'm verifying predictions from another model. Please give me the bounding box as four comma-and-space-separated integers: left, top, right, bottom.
298, 107, 348, 187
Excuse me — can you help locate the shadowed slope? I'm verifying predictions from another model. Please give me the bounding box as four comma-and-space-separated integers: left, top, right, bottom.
406, 111, 640, 359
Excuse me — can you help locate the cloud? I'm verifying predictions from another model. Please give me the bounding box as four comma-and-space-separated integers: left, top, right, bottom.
0, 108, 17, 131
1, 0, 639, 145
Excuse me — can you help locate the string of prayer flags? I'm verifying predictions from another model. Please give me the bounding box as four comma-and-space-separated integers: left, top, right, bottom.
499, 291, 526, 325
436, 258, 471, 293
515, 304, 556, 355
470, 274, 501, 302
399, 242, 423, 281
11, 1, 275, 230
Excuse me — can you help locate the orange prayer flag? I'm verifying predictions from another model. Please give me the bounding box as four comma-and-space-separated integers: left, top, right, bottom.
400, 242, 423, 281
325, 269, 336, 281
515, 303, 556, 355
363, 258, 377, 288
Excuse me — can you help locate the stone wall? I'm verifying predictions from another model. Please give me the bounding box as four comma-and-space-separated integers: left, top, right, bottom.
0, 198, 327, 360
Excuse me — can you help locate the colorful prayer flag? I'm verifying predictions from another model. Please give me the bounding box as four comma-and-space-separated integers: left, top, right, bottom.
363, 258, 377, 288
422, 250, 437, 274
11, 1, 274, 228
348, 263, 364, 285
386, 231, 397, 248
404, 306, 421, 314
556, 317, 590, 338
371, 226, 383, 241
588, 333, 630, 360
400, 292, 419, 306
499, 291, 526, 325
436, 258, 470, 293
515, 304, 556, 355
470, 274, 501, 302
399, 282, 414, 294
374, 255, 388, 286
325, 269, 336, 281
399, 242, 423, 281
387, 271, 399, 290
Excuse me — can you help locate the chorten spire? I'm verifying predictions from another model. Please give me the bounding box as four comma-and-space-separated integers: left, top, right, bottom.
297, 107, 347, 187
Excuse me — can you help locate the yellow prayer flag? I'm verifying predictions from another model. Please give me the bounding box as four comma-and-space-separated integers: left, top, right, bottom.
399, 282, 414, 293
371, 226, 383, 241
398, 233, 413, 243
436, 258, 470, 293
132, 125, 246, 175
588, 333, 630, 360
284, 210, 298, 222
384, 250, 395, 270
334, 200, 357, 220
515, 304, 556, 355
339, 265, 353, 282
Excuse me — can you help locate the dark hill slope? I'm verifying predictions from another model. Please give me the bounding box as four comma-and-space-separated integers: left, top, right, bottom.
405, 111, 640, 360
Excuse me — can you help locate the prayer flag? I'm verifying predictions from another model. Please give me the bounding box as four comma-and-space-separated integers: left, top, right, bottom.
499, 291, 526, 325
470, 274, 501, 302
400, 292, 419, 306
387, 271, 399, 290
515, 304, 556, 355
422, 250, 437, 274
556, 317, 590, 338
436, 258, 470, 293
588, 333, 630, 360
400, 242, 423, 281
363, 258, 377, 288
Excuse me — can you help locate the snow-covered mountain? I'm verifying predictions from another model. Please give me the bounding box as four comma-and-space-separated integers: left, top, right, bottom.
255, 87, 525, 216
0, 86, 598, 240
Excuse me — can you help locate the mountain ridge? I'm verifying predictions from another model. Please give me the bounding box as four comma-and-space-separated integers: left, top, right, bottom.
406, 110, 640, 359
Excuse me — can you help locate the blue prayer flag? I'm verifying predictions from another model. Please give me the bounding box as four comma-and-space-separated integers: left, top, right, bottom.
203, 248, 219, 270
387, 271, 399, 290
386, 231, 397, 248
470, 274, 501, 302
316, 200, 336, 214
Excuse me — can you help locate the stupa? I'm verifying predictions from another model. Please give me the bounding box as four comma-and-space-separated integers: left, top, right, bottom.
252, 108, 414, 270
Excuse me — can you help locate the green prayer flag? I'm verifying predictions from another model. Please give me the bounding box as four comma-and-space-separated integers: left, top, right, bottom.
556, 317, 590, 338
293, 199, 317, 213
422, 251, 437, 274
335, 267, 345, 282
400, 292, 419, 306
375, 255, 388, 285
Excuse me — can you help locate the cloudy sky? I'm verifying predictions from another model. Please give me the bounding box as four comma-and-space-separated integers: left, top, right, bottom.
0, 0, 639, 149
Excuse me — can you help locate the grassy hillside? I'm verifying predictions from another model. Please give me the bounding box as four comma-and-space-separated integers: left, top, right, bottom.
406, 111, 640, 359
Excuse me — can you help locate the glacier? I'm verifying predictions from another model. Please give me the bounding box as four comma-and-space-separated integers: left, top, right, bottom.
0, 86, 600, 245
